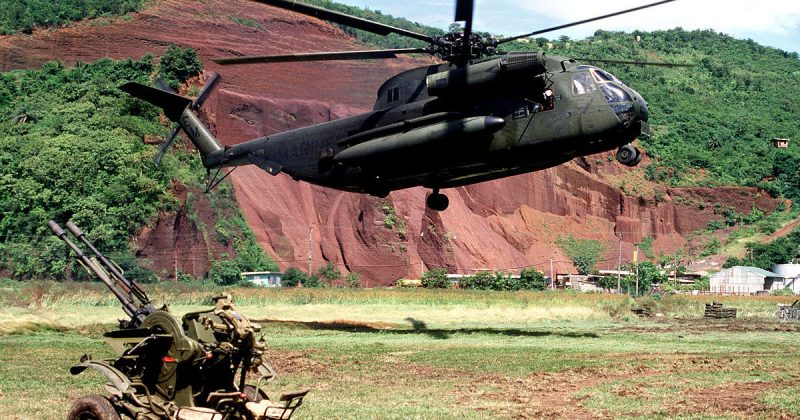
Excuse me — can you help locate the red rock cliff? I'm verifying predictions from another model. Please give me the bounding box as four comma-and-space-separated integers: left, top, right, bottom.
0, 0, 781, 284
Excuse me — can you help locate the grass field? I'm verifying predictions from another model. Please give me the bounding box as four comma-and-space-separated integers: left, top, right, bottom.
1, 282, 799, 419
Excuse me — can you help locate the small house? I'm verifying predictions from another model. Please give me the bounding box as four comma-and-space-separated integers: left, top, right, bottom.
241, 271, 283, 287
709, 266, 782, 294
771, 138, 790, 149
557, 273, 605, 292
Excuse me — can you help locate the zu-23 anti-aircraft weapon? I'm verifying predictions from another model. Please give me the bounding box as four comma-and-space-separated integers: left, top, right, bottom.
48, 220, 309, 420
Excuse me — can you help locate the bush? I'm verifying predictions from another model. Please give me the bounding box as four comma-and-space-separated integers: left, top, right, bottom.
459, 269, 546, 291
281, 267, 306, 288
316, 262, 341, 286
208, 258, 243, 286
303, 274, 322, 288
158, 45, 202, 89
557, 235, 605, 275
460, 272, 494, 290
771, 287, 795, 296
344, 272, 361, 288
518, 268, 547, 290
421, 268, 450, 289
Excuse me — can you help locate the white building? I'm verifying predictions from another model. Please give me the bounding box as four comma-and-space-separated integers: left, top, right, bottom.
772, 264, 800, 294
709, 266, 782, 294
241, 271, 283, 287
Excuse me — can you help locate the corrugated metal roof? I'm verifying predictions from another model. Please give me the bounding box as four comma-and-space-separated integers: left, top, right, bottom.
739, 266, 781, 277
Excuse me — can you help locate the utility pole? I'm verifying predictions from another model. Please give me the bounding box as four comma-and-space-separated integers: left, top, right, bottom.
307, 227, 313, 275
635, 245, 640, 296
617, 237, 622, 293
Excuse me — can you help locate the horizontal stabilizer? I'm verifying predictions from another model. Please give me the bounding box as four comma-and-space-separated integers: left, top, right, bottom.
120, 82, 192, 121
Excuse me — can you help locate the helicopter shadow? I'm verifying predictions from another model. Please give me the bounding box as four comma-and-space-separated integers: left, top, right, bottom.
255, 317, 600, 341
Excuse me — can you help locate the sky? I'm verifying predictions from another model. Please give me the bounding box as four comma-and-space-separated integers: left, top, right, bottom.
332, 0, 800, 54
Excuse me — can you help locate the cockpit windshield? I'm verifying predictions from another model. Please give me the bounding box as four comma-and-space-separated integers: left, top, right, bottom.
572, 72, 596, 95
600, 83, 633, 103
576, 65, 622, 84
592, 69, 619, 83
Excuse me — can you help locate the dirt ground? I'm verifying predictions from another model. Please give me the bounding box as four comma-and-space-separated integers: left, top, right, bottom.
259, 318, 800, 419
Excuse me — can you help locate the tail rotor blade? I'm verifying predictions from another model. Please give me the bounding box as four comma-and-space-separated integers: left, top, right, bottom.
193, 72, 220, 109
155, 126, 180, 165
155, 77, 175, 93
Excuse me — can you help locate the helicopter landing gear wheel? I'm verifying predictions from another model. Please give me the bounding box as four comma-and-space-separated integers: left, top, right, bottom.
426, 190, 449, 211
616, 144, 642, 167
369, 188, 390, 198
66, 395, 121, 420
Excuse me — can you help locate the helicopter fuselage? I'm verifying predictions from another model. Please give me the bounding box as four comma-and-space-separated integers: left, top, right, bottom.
211, 52, 648, 197
124, 51, 649, 210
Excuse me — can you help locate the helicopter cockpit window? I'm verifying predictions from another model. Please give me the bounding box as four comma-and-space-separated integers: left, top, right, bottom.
591, 69, 619, 83
572, 72, 596, 95
600, 83, 633, 103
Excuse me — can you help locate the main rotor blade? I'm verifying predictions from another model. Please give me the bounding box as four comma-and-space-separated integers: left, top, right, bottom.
250, 0, 433, 43
212, 48, 428, 65
454, 0, 474, 22
573, 57, 693, 67
455, 0, 475, 60
497, 0, 678, 44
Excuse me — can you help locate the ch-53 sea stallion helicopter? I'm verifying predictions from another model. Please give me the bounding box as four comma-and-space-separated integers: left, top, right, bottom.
124, 0, 687, 211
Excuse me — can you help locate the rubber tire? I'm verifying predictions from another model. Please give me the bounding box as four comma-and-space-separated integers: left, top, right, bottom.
66, 395, 121, 420
616, 144, 640, 167
426, 193, 449, 211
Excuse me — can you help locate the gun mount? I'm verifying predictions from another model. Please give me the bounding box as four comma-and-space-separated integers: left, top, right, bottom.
49, 220, 308, 420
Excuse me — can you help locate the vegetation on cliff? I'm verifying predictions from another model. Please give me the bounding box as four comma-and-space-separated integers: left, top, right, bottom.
724, 227, 800, 271
506, 30, 800, 201
0, 0, 145, 35
0, 57, 169, 278
0, 51, 276, 281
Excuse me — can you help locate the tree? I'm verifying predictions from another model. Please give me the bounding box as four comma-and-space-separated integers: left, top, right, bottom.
519, 268, 546, 290
344, 272, 362, 288
303, 274, 322, 288
209, 258, 243, 286
281, 267, 306, 288
315, 262, 341, 286
557, 236, 605, 275
421, 268, 450, 289
158, 45, 202, 89
635, 261, 667, 294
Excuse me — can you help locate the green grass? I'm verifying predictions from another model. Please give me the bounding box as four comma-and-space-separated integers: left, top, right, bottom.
1, 284, 799, 418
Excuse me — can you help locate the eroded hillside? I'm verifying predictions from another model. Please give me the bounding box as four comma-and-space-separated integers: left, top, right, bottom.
0, 0, 785, 284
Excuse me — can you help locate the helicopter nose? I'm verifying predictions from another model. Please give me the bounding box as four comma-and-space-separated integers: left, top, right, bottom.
630, 88, 649, 122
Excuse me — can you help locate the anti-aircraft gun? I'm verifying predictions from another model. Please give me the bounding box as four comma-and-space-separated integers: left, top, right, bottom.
49, 220, 308, 420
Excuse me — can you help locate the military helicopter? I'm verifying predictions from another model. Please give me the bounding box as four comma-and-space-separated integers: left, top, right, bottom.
123, 0, 687, 211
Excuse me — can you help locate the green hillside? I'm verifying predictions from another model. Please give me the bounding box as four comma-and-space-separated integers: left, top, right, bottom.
0, 0, 145, 34
0, 52, 276, 281
504, 30, 800, 200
